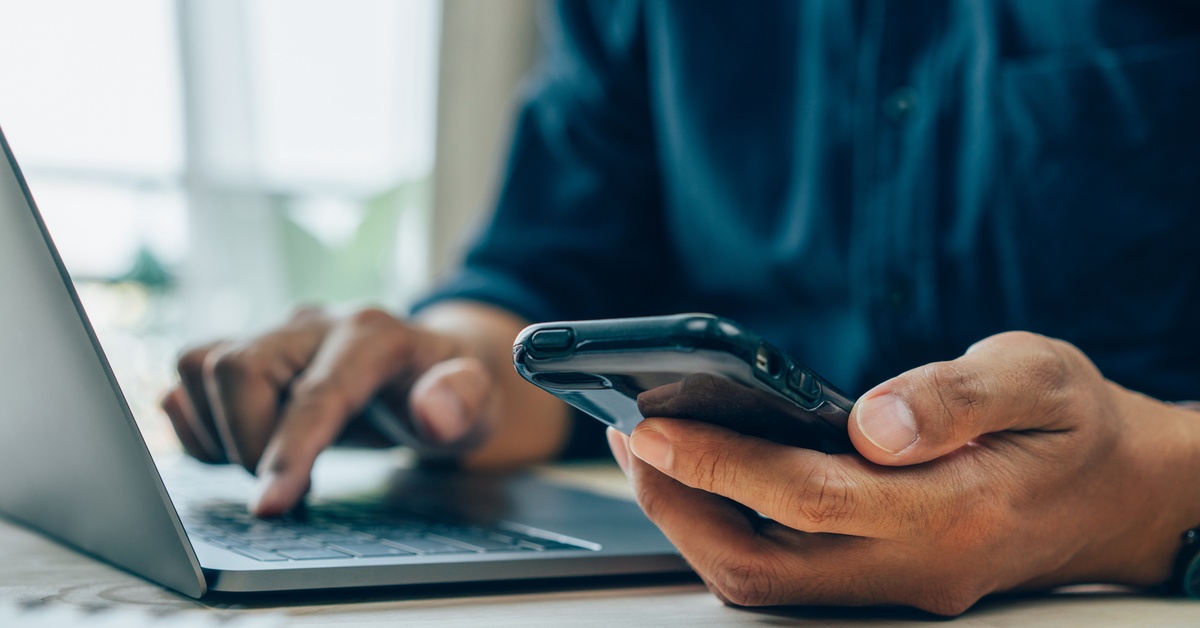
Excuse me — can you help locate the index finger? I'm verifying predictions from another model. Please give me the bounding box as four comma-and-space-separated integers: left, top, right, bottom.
251, 311, 450, 516
616, 430, 916, 609
629, 418, 951, 539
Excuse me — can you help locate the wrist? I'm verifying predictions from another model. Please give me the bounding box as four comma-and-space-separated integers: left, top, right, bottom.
1163, 403, 1200, 596
1096, 390, 1200, 588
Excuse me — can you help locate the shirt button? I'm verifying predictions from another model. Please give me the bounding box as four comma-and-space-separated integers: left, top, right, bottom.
883, 86, 919, 122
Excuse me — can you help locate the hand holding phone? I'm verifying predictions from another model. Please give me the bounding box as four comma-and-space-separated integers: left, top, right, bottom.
513, 313, 855, 454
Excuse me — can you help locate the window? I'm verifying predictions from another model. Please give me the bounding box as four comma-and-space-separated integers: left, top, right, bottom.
0, 0, 441, 453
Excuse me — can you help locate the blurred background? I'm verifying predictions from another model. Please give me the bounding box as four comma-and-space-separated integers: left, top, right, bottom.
0, 0, 538, 453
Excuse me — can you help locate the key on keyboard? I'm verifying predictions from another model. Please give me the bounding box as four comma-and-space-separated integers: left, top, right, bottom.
182, 502, 588, 562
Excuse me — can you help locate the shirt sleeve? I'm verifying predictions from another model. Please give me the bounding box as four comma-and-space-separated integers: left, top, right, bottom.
412, 0, 676, 324
412, 1, 673, 459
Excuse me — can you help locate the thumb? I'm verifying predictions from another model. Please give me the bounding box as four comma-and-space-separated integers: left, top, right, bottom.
408, 356, 494, 447
849, 331, 1084, 466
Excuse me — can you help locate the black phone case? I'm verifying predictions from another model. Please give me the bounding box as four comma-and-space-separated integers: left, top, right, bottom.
513, 313, 855, 453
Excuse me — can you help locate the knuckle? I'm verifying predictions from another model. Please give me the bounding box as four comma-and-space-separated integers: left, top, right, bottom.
208, 349, 257, 385
924, 361, 987, 423
346, 306, 397, 330
346, 308, 416, 362
989, 329, 1042, 347
1015, 335, 1102, 417
988, 331, 1084, 392
792, 465, 854, 530
1023, 338, 1071, 389
709, 553, 776, 607
1015, 336, 1081, 412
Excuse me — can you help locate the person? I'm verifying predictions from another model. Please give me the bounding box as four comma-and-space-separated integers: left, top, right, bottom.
161, 1, 1200, 615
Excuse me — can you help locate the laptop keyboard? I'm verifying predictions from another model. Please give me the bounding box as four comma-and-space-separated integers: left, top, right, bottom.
182, 502, 591, 562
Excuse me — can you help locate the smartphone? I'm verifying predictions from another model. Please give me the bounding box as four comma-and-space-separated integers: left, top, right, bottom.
513, 313, 855, 454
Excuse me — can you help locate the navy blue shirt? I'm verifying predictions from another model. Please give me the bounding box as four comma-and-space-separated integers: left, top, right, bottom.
418, 1, 1200, 452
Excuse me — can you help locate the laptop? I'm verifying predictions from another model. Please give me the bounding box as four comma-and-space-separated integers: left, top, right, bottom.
0, 126, 690, 598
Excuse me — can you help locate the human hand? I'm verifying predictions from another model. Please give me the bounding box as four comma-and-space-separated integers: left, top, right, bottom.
608, 332, 1200, 615
162, 303, 566, 517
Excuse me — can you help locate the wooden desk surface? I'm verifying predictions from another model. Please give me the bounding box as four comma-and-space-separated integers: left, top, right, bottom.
2, 461, 1199, 626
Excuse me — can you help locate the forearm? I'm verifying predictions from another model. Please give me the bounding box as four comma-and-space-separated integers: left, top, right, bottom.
413, 300, 571, 466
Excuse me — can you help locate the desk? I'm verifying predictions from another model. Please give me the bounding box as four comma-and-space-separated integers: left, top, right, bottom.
2, 462, 1199, 627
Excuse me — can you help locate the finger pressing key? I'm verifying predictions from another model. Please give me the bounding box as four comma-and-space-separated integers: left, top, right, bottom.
250, 309, 454, 516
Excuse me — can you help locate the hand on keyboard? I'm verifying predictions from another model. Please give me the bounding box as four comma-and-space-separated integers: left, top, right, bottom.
160, 303, 569, 517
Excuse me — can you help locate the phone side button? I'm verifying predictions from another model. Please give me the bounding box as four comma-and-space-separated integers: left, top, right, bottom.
786, 365, 821, 403
530, 328, 575, 353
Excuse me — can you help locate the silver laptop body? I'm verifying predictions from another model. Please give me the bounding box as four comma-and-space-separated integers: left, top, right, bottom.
0, 126, 689, 598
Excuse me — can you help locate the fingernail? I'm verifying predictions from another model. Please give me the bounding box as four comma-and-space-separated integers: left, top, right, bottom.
420, 386, 470, 444
856, 393, 918, 454
606, 427, 631, 476
629, 428, 672, 470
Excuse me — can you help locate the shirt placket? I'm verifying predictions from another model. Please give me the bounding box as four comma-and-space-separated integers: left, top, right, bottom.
850, 0, 935, 375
